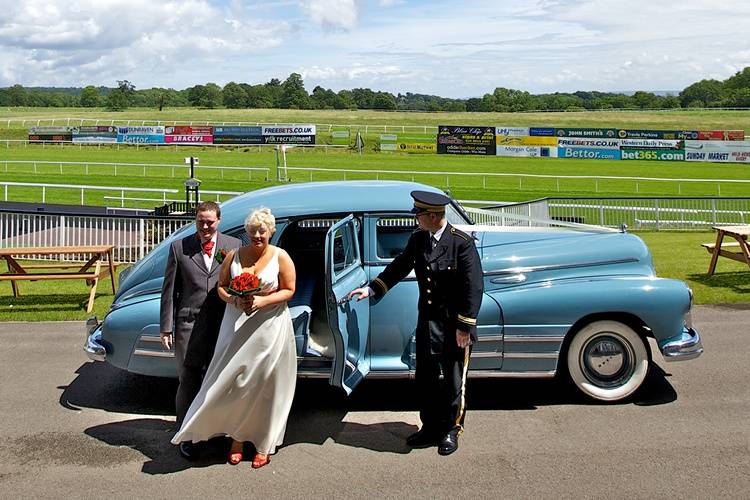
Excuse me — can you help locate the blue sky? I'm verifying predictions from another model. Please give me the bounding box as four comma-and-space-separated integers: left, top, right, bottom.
1, 0, 749, 97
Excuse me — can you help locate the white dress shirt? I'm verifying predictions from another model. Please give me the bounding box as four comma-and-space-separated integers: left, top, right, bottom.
201, 233, 218, 271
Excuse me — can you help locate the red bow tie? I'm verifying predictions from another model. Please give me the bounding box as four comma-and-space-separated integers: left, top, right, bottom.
202, 240, 215, 257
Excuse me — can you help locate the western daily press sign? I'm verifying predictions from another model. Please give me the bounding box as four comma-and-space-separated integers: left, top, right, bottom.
436, 126, 748, 163
28, 125, 316, 146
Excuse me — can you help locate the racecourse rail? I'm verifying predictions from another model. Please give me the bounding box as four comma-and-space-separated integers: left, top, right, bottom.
3, 196, 750, 264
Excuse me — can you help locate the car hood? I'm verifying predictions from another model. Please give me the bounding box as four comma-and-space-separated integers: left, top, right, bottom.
456, 225, 655, 290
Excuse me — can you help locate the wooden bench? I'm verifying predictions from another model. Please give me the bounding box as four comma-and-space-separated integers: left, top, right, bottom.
703, 225, 750, 275
0, 245, 117, 312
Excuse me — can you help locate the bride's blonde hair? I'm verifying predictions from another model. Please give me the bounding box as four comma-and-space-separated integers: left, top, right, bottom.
245, 207, 276, 234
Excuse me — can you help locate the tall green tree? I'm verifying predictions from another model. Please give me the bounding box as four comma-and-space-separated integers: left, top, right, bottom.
79, 85, 101, 107
222, 82, 247, 108
106, 80, 135, 111
279, 73, 310, 109
680, 79, 723, 108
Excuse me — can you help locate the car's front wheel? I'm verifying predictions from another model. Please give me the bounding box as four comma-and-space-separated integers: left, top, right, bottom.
566, 320, 650, 402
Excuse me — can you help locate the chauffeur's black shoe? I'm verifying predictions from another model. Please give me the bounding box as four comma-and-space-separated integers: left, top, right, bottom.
178, 442, 198, 461
437, 427, 461, 456
406, 428, 441, 448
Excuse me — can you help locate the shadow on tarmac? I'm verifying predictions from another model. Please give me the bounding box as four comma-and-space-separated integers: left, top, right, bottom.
64, 360, 676, 474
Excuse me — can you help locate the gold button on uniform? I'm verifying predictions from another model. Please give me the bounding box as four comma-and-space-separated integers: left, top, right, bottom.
427, 277, 431, 282
427, 300, 432, 304
426, 289, 431, 293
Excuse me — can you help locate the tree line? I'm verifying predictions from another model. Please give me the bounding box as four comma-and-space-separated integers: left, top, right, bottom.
2, 68, 750, 112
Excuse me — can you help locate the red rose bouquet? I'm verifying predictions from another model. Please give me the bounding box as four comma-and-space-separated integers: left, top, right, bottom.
227, 272, 263, 296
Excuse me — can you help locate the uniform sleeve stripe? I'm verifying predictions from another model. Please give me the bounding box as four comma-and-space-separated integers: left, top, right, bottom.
372, 278, 389, 294
457, 314, 476, 325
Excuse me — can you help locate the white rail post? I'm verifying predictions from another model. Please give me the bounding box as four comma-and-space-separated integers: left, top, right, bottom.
139, 218, 146, 261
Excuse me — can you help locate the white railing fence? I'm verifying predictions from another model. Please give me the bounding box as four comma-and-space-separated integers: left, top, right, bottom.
480, 197, 750, 230
2, 197, 749, 266
0, 160, 271, 181
0, 212, 190, 263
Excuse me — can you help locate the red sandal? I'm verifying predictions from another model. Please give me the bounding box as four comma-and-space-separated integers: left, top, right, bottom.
251, 453, 270, 469
228, 451, 243, 465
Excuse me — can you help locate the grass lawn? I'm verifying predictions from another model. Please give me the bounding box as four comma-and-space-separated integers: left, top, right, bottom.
1, 231, 747, 322
2, 142, 750, 206
2, 107, 750, 130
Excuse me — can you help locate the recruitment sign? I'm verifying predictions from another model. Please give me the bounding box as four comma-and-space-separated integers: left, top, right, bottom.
437, 126, 496, 155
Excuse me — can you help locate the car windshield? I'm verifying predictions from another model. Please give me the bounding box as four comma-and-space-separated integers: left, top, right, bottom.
446, 202, 472, 225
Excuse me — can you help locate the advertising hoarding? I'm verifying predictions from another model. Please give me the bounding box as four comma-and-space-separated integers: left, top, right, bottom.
495, 126, 529, 137
619, 138, 683, 149
558, 147, 621, 160
437, 126, 496, 155
556, 128, 617, 138
617, 129, 698, 140
497, 145, 558, 158
696, 130, 745, 141
496, 135, 557, 146
621, 149, 686, 161
685, 140, 750, 162
213, 126, 263, 136
557, 138, 620, 149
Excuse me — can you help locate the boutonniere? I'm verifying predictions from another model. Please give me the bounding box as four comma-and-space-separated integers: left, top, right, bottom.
215, 248, 229, 264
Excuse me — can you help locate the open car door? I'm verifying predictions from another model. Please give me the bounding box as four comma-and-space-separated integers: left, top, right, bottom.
325, 214, 371, 394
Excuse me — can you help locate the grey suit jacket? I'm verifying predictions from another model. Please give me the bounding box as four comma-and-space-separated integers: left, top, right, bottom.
160, 231, 242, 369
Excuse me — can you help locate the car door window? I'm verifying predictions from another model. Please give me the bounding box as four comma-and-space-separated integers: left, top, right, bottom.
375, 217, 415, 259
331, 220, 359, 277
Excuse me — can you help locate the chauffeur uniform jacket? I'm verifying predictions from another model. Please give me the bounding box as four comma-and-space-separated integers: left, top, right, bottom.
370, 223, 483, 354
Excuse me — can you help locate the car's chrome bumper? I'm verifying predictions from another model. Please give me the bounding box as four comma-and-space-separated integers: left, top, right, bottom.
84, 316, 106, 362
661, 327, 703, 361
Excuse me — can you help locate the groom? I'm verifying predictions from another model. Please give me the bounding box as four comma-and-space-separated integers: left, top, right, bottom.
160, 201, 241, 459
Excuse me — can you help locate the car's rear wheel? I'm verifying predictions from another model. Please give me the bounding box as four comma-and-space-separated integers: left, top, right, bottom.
566, 320, 650, 402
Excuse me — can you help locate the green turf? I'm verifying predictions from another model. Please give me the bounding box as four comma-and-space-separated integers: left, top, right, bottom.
2, 142, 750, 206
1, 231, 746, 321
2, 106, 750, 130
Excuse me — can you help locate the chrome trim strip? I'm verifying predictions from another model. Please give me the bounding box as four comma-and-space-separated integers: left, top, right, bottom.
471, 351, 503, 359
467, 370, 556, 378
297, 369, 557, 379
477, 335, 503, 342
297, 372, 330, 379
504, 335, 565, 343
138, 336, 162, 343
483, 257, 639, 277
133, 349, 174, 358
503, 352, 559, 359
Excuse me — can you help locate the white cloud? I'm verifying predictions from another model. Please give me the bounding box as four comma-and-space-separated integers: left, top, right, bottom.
0, 0, 292, 86
0, 0, 749, 96
298, 0, 361, 30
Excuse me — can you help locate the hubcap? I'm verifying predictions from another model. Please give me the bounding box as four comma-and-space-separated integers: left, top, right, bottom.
580, 333, 636, 388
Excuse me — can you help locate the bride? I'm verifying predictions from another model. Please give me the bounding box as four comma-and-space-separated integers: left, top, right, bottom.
171, 207, 297, 469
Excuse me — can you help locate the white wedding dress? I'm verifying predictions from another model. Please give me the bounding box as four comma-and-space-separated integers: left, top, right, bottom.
171, 247, 297, 455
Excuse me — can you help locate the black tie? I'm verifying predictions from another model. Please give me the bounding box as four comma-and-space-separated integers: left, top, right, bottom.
431, 236, 438, 249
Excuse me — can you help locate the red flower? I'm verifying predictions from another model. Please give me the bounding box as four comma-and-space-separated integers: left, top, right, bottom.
228, 272, 262, 296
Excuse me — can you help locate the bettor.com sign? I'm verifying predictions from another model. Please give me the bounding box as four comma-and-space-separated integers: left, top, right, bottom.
559, 147, 621, 160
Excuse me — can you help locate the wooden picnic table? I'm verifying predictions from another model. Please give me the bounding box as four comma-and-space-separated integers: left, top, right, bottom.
701, 225, 750, 276
0, 245, 117, 312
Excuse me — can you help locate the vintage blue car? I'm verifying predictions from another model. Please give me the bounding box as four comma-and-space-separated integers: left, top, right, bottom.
85, 180, 702, 402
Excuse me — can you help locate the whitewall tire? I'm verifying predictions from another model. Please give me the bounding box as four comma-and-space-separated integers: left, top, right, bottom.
566, 320, 650, 402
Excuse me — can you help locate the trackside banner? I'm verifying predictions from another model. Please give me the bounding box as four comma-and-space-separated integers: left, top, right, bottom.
621, 149, 686, 161
497, 145, 558, 158
437, 126, 496, 155
558, 147, 621, 160
164, 125, 213, 145
684, 140, 750, 163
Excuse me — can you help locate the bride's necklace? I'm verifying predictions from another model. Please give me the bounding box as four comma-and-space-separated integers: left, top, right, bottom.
244, 245, 269, 268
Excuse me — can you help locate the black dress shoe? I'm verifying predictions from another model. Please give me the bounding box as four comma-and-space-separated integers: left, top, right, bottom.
178, 442, 198, 461
406, 428, 441, 448
437, 427, 461, 456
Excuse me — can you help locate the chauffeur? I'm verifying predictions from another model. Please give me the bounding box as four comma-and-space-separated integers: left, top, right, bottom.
348, 190, 483, 456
